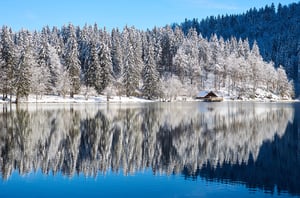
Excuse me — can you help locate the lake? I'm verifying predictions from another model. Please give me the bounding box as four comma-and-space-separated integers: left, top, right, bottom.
0, 101, 299, 198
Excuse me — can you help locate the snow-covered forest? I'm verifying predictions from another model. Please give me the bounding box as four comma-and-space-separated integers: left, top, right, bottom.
174, 2, 300, 96
0, 22, 294, 102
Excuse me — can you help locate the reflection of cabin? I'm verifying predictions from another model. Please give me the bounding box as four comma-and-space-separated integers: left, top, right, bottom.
196, 91, 223, 102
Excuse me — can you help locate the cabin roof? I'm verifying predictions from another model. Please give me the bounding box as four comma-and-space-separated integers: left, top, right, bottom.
197, 91, 210, 98
197, 91, 218, 98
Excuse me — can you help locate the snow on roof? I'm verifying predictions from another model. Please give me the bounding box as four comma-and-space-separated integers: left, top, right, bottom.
197, 91, 210, 97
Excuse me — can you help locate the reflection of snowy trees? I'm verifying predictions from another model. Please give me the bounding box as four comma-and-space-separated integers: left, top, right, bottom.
191, 114, 300, 196
0, 102, 294, 179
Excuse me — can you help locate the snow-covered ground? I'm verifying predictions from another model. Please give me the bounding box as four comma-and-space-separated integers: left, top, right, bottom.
0, 93, 297, 104
0, 94, 153, 104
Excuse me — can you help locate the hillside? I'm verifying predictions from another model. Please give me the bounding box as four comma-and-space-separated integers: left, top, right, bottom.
174, 2, 300, 96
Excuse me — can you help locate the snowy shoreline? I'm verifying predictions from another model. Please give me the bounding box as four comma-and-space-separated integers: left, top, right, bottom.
0, 94, 297, 104
0, 95, 151, 104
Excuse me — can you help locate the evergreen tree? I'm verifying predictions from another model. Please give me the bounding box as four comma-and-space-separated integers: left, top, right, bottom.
243, 38, 251, 60
63, 24, 81, 98
173, 37, 200, 85
50, 26, 65, 58
96, 42, 112, 94
237, 39, 245, 58
160, 26, 174, 74
264, 62, 277, 93
111, 28, 123, 78
209, 34, 221, 89
85, 40, 100, 89
249, 41, 263, 95
36, 36, 52, 94
149, 27, 162, 74
78, 24, 92, 76
0, 26, 16, 100
14, 30, 33, 103
277, 65, 293, 98
48, 44, 64, 94
142, 38, 160, 99
121, 26, 142, 96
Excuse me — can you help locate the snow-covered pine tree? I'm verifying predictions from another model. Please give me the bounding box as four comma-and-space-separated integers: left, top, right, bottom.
57, 68, 71, 98
14, 30, 33, 103
198, 33, 209, 87
209, 34, 220, 90
172, 27, 185, 75
173, 35, 200, 85
0, 26, 16, 100
243, 38, 251, 60
85, 40, 100, 91
99, 26, 111, 48
160, 26, 174, 74
92, 23, 100, 43
277, 65, 294, 98
63, 23, 81, 98
149, 27, 162, 75
217, 37, 228, 88
249, 41, 263, 96
96, 42, 112, 94
173, 44, 188, 82
185, 29, 201, 87
50, 26, 70, 98
31, 58, 47, 99
237, 39, 245, 58
49, 26, 65, 58
121, 26, 142, 97
263, 61, 277, 93
36, 34, 54, 94
78, 24, 92, 77
142, 37, 160, 99
229, 37, 238, 56
111, 28, 123, 79
48, 44, 64, 94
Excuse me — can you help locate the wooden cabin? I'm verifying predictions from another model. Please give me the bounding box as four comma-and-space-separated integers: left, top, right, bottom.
196, 91, 223, 102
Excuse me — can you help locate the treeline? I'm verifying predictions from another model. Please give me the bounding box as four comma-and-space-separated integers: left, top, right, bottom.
0, 23, 294, 102
174, 2, 300, 95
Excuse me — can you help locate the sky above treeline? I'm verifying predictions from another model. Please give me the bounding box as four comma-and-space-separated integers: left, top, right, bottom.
0, 0, 297, 31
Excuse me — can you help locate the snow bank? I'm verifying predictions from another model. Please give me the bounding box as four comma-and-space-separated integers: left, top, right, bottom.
0, 92, 296, 104
0, 94, 153, 104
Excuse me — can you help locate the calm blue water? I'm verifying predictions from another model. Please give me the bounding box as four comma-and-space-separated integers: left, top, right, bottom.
0, 102, 299, 197
0, 170, 291, 198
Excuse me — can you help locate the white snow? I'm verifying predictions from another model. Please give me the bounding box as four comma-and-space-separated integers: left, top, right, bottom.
197, 90, 210, 98
0, 86, 297, 105
0, 93, 296, 104
0, 94, 153, 104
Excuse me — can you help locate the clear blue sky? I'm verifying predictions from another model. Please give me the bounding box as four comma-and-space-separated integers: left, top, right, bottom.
0, 0, 298, 31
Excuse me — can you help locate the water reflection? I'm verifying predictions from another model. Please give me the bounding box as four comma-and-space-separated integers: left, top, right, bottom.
0, 102, 297, 195
187, 104, 300, 196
